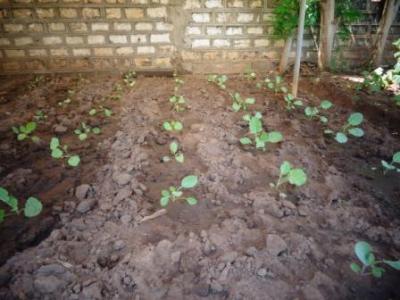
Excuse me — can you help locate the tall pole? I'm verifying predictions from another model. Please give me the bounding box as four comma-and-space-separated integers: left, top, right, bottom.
292, 0, 307, 98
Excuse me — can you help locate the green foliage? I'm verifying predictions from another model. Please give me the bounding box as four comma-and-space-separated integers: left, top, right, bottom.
275, 161, 307, 188
89, 106, 112, 117
325, 112, 364, 144
162, 141, 185, 164
74, 122, 101, 141
123, 71, 136, 87
12, 121, 39, 143
350, 241, 400, 278
208, 74, 228, 89
50, 137, 80, 167
163, 120, 183, 132
33, 110, 47, 122
170, 95, 187, 112
231, 92, 255, 112
240, 112, 283, 151
284, 93, 303, 111
265, 75, 288, 94
304, 100, 333, 124
160, 175, 199, 207
244, 65, 257, 81
381, 151, 400, 174
0, 187, 42, 223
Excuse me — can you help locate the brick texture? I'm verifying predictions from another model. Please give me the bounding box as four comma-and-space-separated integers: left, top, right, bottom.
0, 0, 398, 74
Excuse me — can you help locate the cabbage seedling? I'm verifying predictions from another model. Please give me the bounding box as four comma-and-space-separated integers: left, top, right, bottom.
0, 187, 42, 223
284, 93, 303, 111
304, 100, 333, 124
169, 95, 187, 112
381, 151, 400, 174
274, 161, 307, 188
208, 74, 228, 89
240, 112, 283, 151
231, 92, 255, 112
325, 112, 364, 144
123, 71, 136, 87
265, 75, 288, 93
163, 120, 183, 132
162, 141, 184, 163
244, 66, 256, 81
160, 175, 199, 207
350, 241, 400, 278
50, 137, 80, 167
89, 106, 112, 117
74, 122, 101, 141
12, 121, 39, 143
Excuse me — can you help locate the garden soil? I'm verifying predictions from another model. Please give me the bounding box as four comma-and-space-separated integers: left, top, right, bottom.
0, 72, 399, 300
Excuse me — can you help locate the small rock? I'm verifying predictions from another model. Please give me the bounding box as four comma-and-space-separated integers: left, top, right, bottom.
37, 264, 65, 276
257, 268, 268, 277
113, 173, 132, 186
76, 199, 97, 213
54, 124, 68, 134
75, 184, 92, 200
114, 240, 126, 251
34, 275, 65, 294
266, 234, 287, 256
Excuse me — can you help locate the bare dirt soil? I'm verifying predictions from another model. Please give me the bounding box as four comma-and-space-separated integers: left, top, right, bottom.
0, 72, 399, 300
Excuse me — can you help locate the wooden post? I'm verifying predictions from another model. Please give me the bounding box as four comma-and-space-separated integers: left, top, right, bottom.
292, 0, 307, 97
318, 0, 335, 70
279, 35, 294, 74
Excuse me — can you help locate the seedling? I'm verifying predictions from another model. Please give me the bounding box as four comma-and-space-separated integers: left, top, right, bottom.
0, 187, 42, 223
12, 121, 39, 143
325, 112, 364, 144
244, 66, 257, 81
381, 151, 400, 174
240, 112, 283, 151
304, 100, 333, 124
273, 161, 307, 188
350, 241, 400, 278
89, 106, 112, 117
123, 71, 136, 87
160, 175, 198, 207
163, 120, 183, 133
74, 122, 101, 141
33, 110, 47, 122
58, 90, 75, 107
28, 75, 44, 90
284, 93, 303, 111
169, 95, 187, 112
50, 137, 80, 167
265, 75, 288, 93
231, 92, 255, 112
162, 141, 184, 163
208, 74, 228, 89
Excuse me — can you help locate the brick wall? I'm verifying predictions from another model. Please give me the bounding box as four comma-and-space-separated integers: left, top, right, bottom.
0, 0, 399, 74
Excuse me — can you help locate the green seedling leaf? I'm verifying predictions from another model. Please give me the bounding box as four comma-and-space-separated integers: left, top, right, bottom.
245, 98, 255, 104
393, 152, 400, 163
68, 155, 80, 167
320, 100, 333, 110
163, 122, 172, 131
92, 127, 101, 134
50, 137, 60, 150
372, 266, 385, 278
12, 127, 18, 134
79, 133, 88, 141
51, 148, 63, 159
305, 107, 319, 117
294, 100, 303, 106
348, 113, 364, 126
0, 187, 8, 203
17, 133, 26, 141
381, 160, 396, 170
89, 109, 97, 116
173, 121, 183, 131
348, 127, 364, 137
335, 132, 348, 144
181, 175, 198, 189
280, 161, 292, 176
170, 142, 178, 154
288, 169, 307, 186
162, 156, 171, 162
249, 117, 262, 134
232, 102, 241, 112
160, 196, 169, 207
383, 260, 400, 270
0, 209, 4, 223
320, 116, 328, 124
172, 190, 183, 198
175, 153, 184, 163
240, 137, 252, 145
161, 190, 170, 197
354, 241, 373, 266
350, 263, 361, 273
267, 131, 283, 143
186, 197, 197, 205
24, 197, 42, 217
104, 109, 112, 117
